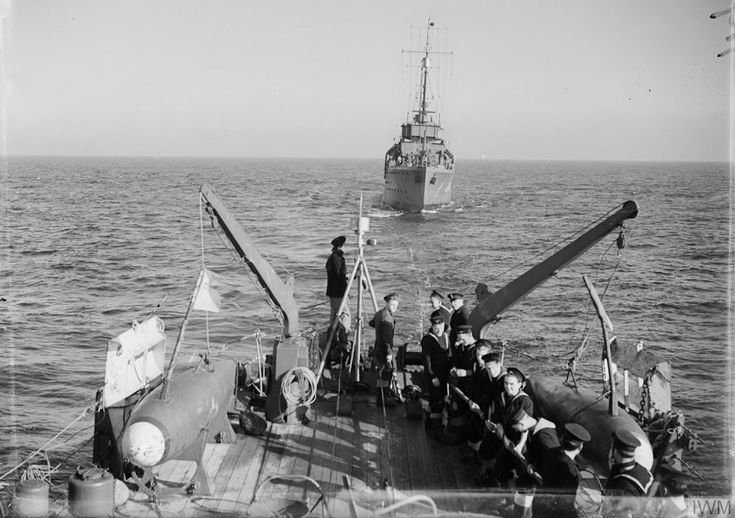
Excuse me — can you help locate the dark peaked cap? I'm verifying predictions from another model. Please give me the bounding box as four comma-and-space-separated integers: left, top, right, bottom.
563, 423, 591, 445
384, 293, 398, 302
430, 310, 445, 323
331, 235, 346, 247
448, 293, 463, 301
612, 429, 640, 453
429, 290, 444, 299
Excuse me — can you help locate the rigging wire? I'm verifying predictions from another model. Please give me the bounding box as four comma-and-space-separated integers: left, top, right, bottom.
564, 222, 636, 377
198, 194, 213, 355
0, 405, 96, 482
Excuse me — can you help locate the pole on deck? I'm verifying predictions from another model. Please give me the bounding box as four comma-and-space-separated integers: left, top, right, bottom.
161, 269, 206, 400
583, 275, 618, 416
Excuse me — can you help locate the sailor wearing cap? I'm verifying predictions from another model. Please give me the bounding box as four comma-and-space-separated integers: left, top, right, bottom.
448, 293, 471, 348
533, 423, 592, 517
449, 324, 477, 391
466, 341, 505, 455
478, 367, 534, 490
369, 293, 400, 407
325, 235, 351, 332
428, 290, 451, 333
441, 323, 478, 436
605, 429, 653, 496
420, 310, 451, 433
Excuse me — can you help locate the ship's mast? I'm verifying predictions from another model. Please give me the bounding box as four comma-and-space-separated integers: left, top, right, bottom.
416, 19, 434, 125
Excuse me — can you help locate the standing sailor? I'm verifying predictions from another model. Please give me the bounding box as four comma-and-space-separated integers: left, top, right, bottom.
428, 290, 451, 334
467, 341, 505, 459
606, 430, 653, 495
445, 324, 477, 439
369, 293, 400, 407
533, 423, 591, 518
603, 429, 653, 517
420, 310, 451, 434
448, 293, 471, 348
325, 235, 351, 332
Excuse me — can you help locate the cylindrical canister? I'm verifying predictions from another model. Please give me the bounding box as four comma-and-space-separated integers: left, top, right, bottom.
67, 467, 114, 518
14, 479, 49, 518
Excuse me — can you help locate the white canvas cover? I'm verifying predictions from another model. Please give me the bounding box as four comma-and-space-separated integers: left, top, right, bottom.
102, 316, 166, 407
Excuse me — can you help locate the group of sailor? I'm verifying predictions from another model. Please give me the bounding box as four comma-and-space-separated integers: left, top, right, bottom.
326, 239, 695, 518
386, 149, 454, 169
414, 289, 689, 518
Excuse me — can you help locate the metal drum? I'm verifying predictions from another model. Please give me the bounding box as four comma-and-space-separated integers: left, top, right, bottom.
14, 479, 49, 518
67, 467, 114, 518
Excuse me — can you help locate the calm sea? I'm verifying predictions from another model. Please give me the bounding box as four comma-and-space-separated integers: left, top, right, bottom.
0, 157, 730, 497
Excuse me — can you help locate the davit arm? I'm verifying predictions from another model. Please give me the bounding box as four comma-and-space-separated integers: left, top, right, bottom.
468, 200, 638, 336
199, 183, 300, 337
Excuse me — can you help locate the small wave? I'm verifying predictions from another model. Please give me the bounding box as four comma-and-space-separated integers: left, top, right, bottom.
20, 249, 59, 256
368, 209, 403, 218
691, 252, 729, 260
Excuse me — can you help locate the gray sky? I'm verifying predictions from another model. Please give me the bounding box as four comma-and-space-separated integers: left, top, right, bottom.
3, 1, 732, 161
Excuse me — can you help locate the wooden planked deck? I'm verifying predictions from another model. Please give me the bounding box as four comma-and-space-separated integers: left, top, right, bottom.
110, 372, 508, 517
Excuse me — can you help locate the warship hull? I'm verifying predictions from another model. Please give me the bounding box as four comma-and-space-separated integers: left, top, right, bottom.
383, 165, 454, 211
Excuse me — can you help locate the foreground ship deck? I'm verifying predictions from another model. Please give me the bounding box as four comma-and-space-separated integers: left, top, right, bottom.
80, 380, 508, 518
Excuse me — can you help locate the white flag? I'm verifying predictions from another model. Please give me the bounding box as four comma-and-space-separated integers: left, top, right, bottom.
192, 268, 222, 312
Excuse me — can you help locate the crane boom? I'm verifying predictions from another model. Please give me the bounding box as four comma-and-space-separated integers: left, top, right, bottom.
199, 183, 300, 337
469, 200, 638, 336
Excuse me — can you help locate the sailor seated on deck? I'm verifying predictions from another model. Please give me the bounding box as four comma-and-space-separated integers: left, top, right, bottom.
475, 367, 534, 488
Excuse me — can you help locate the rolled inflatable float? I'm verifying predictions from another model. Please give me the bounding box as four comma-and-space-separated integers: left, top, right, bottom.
527, 376, 653, 477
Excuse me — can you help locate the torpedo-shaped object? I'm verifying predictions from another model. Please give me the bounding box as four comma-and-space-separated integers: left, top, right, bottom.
121, 359, 238, 493
527, 376, 653, 477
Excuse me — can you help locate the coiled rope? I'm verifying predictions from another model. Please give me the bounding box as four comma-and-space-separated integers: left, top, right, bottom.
0, 405, 95, 482
281, 367, 317, 407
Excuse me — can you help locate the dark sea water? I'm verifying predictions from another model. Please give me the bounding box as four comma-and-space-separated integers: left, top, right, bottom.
0, 157, 730, 497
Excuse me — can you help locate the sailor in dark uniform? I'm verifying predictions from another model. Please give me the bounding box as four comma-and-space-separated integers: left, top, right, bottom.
448, 324, 477, 406
436, 324, 476, 442
369, 293, 400, 407
480, 367, 534, 491
606, 430, 653, 495
467, 342, 505, 454
420, 310, 451, 432
533, 422, 591, 518
428, 290, 452, 334
448, 293, 471, 349
325, 235, 350, 332
603, 429, 653, 518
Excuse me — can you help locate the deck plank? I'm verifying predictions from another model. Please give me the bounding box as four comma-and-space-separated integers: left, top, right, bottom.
213, 435, 261, 513
108, 375, 507, 517
236, 427, 270, 506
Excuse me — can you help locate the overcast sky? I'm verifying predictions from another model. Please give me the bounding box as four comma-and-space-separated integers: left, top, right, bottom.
3, 1, 732, 161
